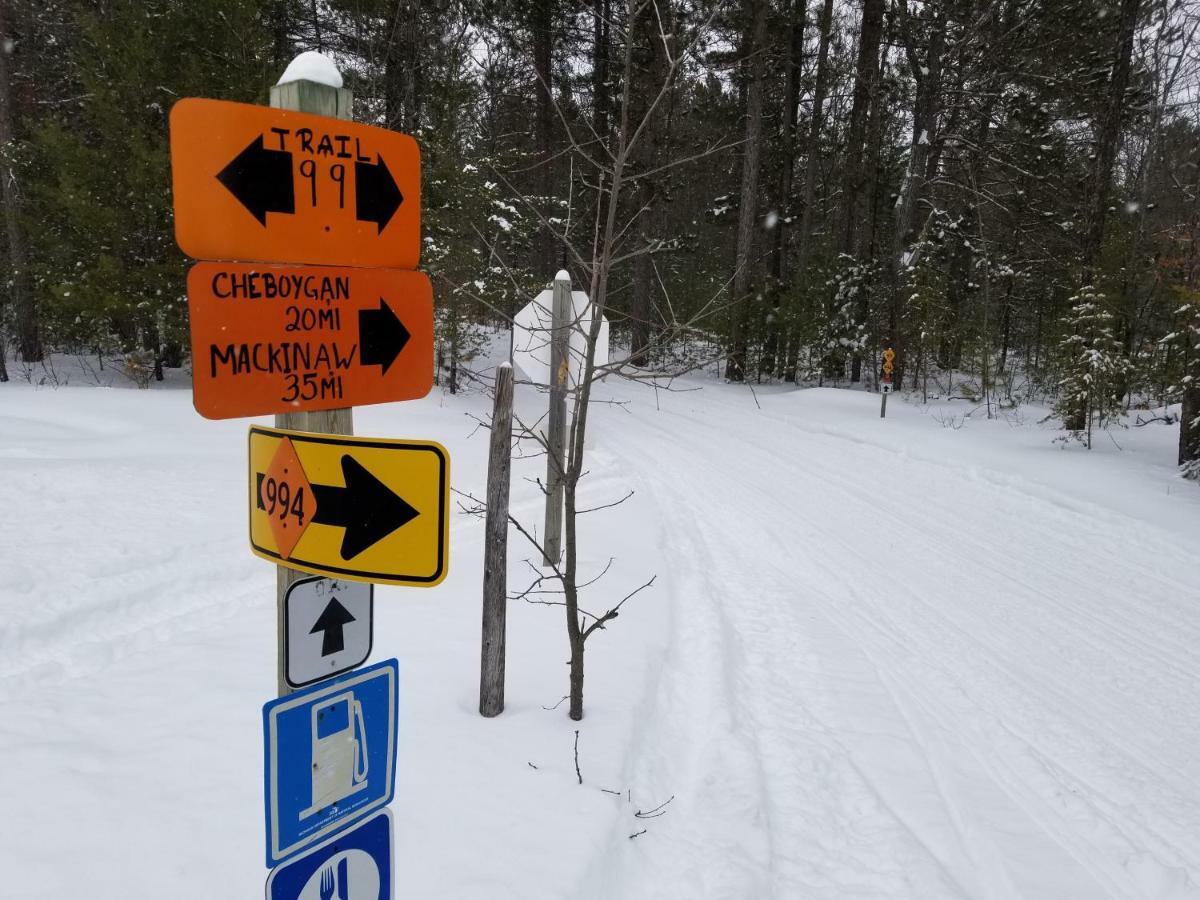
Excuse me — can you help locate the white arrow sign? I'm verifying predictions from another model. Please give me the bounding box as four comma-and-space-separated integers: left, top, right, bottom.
285, 576, 373, 688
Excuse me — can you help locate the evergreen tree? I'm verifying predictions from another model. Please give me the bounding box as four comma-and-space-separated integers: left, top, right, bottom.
1166, 297, 1200, 478
22, 0, 283, 379
1055, 285, 1131, 448
813, 256, 872, 384
900, 228, 947, 401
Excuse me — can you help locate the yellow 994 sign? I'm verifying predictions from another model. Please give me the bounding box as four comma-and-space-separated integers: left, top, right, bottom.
248, 425, 449, 587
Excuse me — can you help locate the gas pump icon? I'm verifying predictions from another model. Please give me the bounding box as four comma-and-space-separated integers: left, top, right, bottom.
301, 690, 369, 820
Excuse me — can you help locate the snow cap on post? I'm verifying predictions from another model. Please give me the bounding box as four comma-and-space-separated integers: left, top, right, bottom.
276, 51, 343, 88
555, 270, 570, 283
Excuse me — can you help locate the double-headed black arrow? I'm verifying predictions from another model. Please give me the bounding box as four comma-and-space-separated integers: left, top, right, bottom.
217, 137, 403, 232
256, 454, 419, 560
216, 136, 294, 225
310, 597, 356, 656
359, 298, 410, 375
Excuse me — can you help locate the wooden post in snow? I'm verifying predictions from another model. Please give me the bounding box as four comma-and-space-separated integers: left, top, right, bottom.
270, 72, 355, 697
480, 363, 514, 716
880, 347, 895, 420
542, 271, 570, 567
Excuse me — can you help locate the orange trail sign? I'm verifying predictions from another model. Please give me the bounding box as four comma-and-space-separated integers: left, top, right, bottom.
187, 262, 433, 420
169, 98, 420, 268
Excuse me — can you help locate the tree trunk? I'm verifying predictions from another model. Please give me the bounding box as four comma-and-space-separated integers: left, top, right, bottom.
1082, 0, 1141, 272
840, 0, 884, 383
785, 0, 834, 382
838, 0, 884, 257
269, 0, 294, 70
592, 0, 611, 138
384, 0, 422, 133
449, 306, 459, 394
727, 0, 769, 382
763, 0, 807, 377
886, 6, 945, 386
770, 0, 807, 284
1181, 386, 1200, 474
998, 286, 1012, 375
629, 0, 671, 368
568, 635, 584, 720
939, 83, 996, 372
0, 2, 40, 363
533, 0, 556, 276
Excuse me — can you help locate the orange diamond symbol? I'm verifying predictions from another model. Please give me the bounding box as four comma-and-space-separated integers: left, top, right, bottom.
261, 437, 317, 559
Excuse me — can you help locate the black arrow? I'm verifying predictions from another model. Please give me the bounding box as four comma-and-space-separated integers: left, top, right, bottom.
310, 597, 356, 656
359, 299, 410, 375
216, 136, 295, 226
355, 156, 403, 232
311, 455, 419, 560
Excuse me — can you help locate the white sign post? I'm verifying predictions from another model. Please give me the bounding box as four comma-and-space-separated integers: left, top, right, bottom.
512, 272, 609, 565
511, 279, 609, 388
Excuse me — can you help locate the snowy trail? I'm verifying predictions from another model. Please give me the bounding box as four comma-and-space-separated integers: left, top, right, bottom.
587, 384, 1200, 900
4, 374, 1200, 899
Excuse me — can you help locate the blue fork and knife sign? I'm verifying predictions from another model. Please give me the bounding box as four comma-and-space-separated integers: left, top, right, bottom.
266, 809, 393, 899
320, 858, 348, 900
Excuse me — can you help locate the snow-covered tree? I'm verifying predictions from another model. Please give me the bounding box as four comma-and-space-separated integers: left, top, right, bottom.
1056, 285, 1131, 448
1165, 298, 1200, 479
812, 255, 872, 384
901, 231, 948, 401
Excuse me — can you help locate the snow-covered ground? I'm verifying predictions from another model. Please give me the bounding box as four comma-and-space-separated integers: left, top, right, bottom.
3, 357, 1200, 899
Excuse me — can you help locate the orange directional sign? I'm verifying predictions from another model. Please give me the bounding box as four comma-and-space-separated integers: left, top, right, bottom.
187, 262, 433, 419
169, 98, 420, 268
249, 427, 449, 586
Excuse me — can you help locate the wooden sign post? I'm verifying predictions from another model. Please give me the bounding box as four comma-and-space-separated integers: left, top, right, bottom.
881, 347, 895, 419
170, 78, 439, 694
542, 272, 571, 567
170, 56, 440, 890
269, 78, 355, 698
479, 364, 513, 716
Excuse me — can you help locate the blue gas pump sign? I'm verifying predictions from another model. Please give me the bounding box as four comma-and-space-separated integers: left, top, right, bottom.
266, 809, 393, 899
263, 658, 398, 867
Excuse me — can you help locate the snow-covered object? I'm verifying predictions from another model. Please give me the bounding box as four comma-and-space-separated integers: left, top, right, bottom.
5, 356, 1200, 897
511, 288, 609, 388
276, 51, 343, 88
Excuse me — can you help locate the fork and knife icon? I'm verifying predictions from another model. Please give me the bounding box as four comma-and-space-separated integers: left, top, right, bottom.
318, 857, 350, 900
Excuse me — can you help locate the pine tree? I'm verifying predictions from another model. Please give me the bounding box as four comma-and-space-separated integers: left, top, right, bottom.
1166, 298, 1200, 478
23, 0, 283, 377
1056, 285, 1131, 448
901, 231, 947, 402
813, 256, 872, 384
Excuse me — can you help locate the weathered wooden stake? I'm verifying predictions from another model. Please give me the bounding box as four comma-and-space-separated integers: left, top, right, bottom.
270, 74, 355, 697
480, 363, 514, 717
880, 390, 888, 418
542, 271, 571, 567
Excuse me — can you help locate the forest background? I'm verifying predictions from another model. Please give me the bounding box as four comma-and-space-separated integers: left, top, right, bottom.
1, 0, 1198, 465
